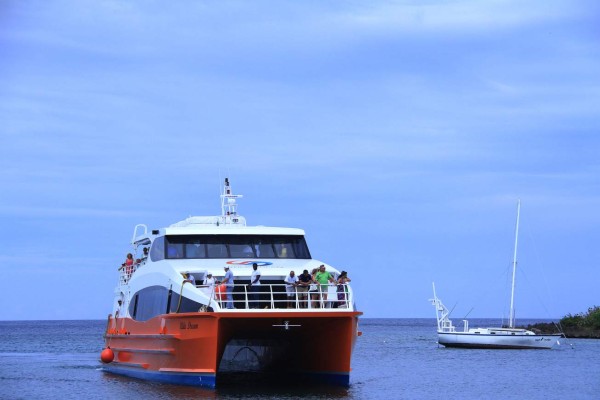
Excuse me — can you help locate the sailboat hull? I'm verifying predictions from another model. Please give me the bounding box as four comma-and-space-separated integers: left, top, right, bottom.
437, 332, 561, 349
431, 202, 564, 350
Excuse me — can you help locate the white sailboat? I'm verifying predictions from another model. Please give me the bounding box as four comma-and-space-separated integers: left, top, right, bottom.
430, 201, 562, 349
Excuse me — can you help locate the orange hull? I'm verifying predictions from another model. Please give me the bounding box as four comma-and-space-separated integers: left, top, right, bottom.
102, 311, 362, 387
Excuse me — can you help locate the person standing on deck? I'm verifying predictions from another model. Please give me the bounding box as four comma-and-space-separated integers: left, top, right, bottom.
119, 253, 135, 282
284, 271, 299, 308
336, 271, 351, 308
249, 263, 261, 309
309, 268, 319, 308
297, 269, 312, 308
315, 264, 335, 308
203, 273, 215, 287
183, 272, 196, 286
222, 266, 235, 309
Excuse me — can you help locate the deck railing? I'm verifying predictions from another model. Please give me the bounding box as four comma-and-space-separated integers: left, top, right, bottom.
117, 265, 354, 311
199, 283, 354, 311
117, 258, 147, 285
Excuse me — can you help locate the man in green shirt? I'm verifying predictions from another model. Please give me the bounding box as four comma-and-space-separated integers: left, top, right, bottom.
314, 264, 335, 308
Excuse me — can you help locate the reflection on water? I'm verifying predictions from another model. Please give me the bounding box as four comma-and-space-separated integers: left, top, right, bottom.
217, 372, 349, 398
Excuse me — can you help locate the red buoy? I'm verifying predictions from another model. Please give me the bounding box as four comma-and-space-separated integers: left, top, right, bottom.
216, 284, 226, 301
100, 347, 114, 363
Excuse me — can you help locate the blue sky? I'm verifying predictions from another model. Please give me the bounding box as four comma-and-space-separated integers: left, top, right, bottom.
1, 0, 599, 320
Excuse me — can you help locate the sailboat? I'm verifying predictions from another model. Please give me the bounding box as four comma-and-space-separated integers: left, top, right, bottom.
430, 201, 562, 349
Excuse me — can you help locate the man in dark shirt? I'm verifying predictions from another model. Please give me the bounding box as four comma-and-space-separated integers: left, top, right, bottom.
297, 269, 312, 308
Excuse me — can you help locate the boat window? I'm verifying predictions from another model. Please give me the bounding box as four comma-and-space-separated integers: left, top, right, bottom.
207, 243, 228, 258
129, 286, 169, 321
229, 244, 255, 257
149, 237, 165, 262
165, 238, 184, 259
255, 242, 276, 258
273, 238, 311, 259
186, 243, 207, 259
162, 234, 311, 259
228, 236, 256, 258
275, 243, 293, 258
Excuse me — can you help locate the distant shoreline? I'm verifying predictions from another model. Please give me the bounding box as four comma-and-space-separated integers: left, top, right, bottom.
524, 306, 600, 339
523, 322, 600, 339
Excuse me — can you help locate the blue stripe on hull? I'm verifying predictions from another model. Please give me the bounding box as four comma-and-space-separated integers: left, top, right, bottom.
304, 371, 350, 386
102, 365, 216, 388
102, 365, 349, 388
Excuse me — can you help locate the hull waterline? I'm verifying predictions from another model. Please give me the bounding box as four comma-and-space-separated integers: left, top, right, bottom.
437, 332, 561, 349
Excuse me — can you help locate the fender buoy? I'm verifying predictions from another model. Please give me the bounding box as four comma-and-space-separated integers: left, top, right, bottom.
216, 284, 226, 301
100, 347, 114, 363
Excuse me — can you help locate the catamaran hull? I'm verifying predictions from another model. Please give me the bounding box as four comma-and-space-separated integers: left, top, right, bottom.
437, 332, 561, 349
102, 311, 361, 388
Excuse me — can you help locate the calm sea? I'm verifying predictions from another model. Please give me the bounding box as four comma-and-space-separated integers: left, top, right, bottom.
0, 318, 598, 399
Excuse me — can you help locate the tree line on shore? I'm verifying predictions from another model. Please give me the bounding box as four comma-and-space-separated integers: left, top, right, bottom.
525, 306, 600, 338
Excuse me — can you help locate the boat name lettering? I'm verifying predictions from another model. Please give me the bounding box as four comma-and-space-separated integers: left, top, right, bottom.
226, 260, 273, 266
180, 322, 198, 330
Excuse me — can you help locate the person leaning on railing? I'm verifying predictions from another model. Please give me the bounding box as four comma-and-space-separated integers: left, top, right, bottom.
336, 271, 351, 308
183, 272, 196, 286
284, 271, 299, 309
118, 253, 135, 283
314, 265, 335, 308
309, 268, 319, 308
297, 269, 312, 308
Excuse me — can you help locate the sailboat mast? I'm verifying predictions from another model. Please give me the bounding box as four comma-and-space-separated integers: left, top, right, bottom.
508, 200, 521, 329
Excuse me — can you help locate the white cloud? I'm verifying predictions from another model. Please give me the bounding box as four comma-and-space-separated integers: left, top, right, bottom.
335, 0, 583, 33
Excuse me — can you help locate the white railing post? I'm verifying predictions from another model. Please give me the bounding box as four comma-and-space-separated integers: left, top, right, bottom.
345, 284, 349, 307
319, 285, 324, 309
243, 284, 249, 309
295, 290, 299, 309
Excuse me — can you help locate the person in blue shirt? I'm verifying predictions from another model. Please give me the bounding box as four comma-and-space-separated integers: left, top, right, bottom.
183, 272, 196, 286
222, 266, 235, 309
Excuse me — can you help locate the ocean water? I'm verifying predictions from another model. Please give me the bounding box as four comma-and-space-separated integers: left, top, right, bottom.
0, 318, 598, 399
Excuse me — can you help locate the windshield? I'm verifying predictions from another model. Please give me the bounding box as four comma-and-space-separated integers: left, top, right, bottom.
150, 234, 311, 261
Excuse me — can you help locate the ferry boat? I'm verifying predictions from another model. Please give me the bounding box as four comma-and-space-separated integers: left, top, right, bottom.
100, 179, 362, 387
